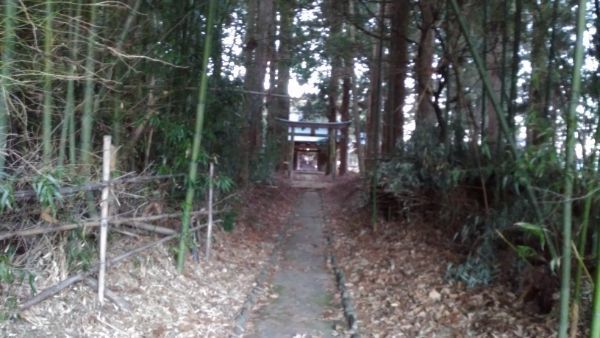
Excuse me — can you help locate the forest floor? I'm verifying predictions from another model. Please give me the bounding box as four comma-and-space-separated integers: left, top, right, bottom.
322, 174, 560, 337
0, 172, 566, 337
0, 180, 296, 337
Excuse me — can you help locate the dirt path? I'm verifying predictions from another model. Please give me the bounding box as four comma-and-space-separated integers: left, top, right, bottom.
246, 190, 337, 337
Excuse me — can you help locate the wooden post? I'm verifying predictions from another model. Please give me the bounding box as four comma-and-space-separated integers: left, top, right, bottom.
205, 162, 214, 260
98, 135, 111, 305
289, 127, 295, 178
329, 127, 336, 180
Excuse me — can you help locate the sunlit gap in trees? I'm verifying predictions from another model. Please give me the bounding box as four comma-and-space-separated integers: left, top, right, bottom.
220, 1, 598, 165
221, 5, 325, 122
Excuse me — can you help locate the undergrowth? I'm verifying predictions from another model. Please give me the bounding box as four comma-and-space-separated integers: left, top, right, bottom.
377, 131, 571, 289
0, 246, 36, 320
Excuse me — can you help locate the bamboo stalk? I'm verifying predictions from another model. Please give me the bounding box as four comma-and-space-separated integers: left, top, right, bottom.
177, 0, 217, 273
571, 181, 597, 338
205, 162, 214, 260
80, 0, 98, 217
42, 0, 55, 165
58, 0, 82, 167
559, 0, 587, 336
0, 0, 16, 174
80, 0, 97, 169
123, 222, 176, 235
591, 240, 600, 338
98, 136, 112, 305
449, 0, 559, 260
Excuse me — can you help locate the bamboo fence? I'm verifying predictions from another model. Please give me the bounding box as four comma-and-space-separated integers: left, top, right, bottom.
2, 135, 221, 312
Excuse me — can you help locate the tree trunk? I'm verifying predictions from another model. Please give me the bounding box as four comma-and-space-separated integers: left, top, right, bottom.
365, 3, 385, 173
266, 0, 293, 170
339, 67, 350, 175
239, 0, 274, 184
325, 0, 343, 175
382, 0, 409, 156
484, 3, 504, 153
542, 0, 561, 147
414, 0, 437, 137
348, 0, 364, 174
507, 0, 522, 139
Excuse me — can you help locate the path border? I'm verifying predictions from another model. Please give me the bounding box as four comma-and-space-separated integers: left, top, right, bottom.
229, 219, 290, 337
326, 235, 361, 338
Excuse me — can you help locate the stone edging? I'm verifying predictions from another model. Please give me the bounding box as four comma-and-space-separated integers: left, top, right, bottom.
229, 224, 288, 337
326, 235, 361, 338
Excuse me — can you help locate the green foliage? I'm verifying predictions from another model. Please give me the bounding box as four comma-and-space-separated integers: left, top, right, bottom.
516, 222, 546, 251
453, 215, 484, 245
214, 174, 234, 193
378, 161, 421, 195
0, 246, 36, 321
515, 245, 538, 259
33, 171, 63, 216
381, 127, 565, 288
250, 144, 280, 183
66, 230, 96, 272
446, 239, 497, 288
0, 296, 17, 321
183, 161, 235, 197
378, 129, 459, 199
0, 250, 17, 285
0, 179, 14, 213
296, 83, 329, 121
156, 115, 195, 174
222, 210, 236, 232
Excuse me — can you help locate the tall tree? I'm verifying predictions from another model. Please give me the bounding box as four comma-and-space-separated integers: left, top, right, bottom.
365, 2, 385, 173
338, 1, 350, 176
507, 0, 522, 138
324, 0, 343, 175
414, 0, 437, 138
347, 0, 364, 174
266, 0, 294, 169
484, 2, 505, 152
526, 1, 551, 146
239, 0, 274, 184
382, 0, 410, 156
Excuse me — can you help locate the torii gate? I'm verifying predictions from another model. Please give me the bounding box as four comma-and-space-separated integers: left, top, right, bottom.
276, 118, 351, 180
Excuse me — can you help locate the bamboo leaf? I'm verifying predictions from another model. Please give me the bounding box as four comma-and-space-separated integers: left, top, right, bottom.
516, 222, 546, 249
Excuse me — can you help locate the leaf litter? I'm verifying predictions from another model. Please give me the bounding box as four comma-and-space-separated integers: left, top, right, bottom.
322, 175, 559, 338
1, 180, 296, 337
0, 174, 568, 337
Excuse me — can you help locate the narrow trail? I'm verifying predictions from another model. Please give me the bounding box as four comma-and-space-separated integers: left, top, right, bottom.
246, 189, 337, 337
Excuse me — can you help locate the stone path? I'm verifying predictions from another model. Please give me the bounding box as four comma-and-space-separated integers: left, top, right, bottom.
247, 190, 336, 338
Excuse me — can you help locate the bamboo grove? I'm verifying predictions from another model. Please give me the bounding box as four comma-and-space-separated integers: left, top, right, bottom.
1, 0, 600, 335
